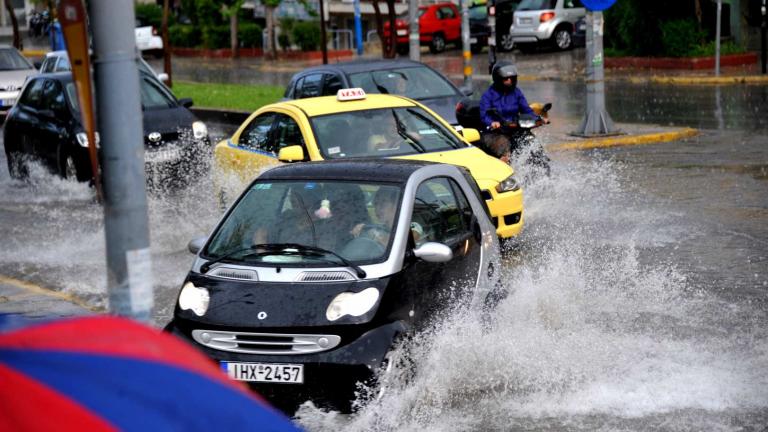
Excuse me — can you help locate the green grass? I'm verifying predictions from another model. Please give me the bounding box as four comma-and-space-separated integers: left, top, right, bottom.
172, 81, 285, 112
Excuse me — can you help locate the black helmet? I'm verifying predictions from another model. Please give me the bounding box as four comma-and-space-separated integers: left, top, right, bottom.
491, 61, 518, 87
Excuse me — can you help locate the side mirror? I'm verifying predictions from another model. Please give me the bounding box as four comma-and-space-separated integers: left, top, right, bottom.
460, 86, 473, 97
178, 98, 194, 108
460, 128, 481, 143
187, 236, 206, 254
413, 242, 453, 263
34, 60, 43, 69
157, 72, 170, 83
278, 145, 305, 162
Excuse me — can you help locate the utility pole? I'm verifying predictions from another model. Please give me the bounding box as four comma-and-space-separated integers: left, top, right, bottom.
408, 0, 419, 61
460, 0, 472, 89
487, 0, 497, 73
319, 0, 328, 64
715, 0, 722, 76
89, 0, 154, 322
762, 0, 767, 73
354, 0, 363, 55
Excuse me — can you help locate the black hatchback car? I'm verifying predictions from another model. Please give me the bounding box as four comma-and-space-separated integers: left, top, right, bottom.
283, 59, 472, 125
165, 159, 499, 413
3, 71, 209, 186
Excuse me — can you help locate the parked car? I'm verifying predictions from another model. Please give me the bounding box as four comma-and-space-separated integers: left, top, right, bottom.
3, 71, 209, 187
469, 0, 521, 52
38, 50, 170, 84
284, 59, 471, 125
383, 2, 461, 54
0, 45, 37, 111
213, 89, 524, 239
509, 0, 586, 51
572, 15, 586, 48
165, 159, 500, 413
135, 19, 164, 57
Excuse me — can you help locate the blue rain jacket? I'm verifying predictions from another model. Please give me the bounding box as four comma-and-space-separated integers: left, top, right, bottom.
479, 84, 534, 128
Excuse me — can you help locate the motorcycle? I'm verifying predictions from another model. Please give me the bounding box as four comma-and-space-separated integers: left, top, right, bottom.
456, 99, 552, 178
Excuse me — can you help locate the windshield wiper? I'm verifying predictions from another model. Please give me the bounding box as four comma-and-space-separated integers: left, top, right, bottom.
405, 108, 462, 149
253, 243, 367, 278
370, 74, 390, 94
200, 245, 266, 273
392, 110, 426, 153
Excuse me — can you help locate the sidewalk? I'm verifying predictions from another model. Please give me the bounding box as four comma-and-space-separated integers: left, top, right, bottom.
0, 275, 99, 321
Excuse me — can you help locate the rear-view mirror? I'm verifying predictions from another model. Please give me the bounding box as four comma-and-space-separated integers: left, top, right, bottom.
178, 98, 194, 108
188, 236, 206, 254
278, 145, 305, 162
460, 87, 473, 97
460, 128, 481, 143
413, 242, 453, 263
157, 73, 169, 83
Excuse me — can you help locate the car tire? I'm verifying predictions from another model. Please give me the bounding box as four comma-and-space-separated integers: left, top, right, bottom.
6, 151, 28, 180
429, 33, 446, 54
470, 42, 484, 54
499, 33, 515, 52
552, 27, 572, 51
58, 148, 87, 182
396, 44, 409, 56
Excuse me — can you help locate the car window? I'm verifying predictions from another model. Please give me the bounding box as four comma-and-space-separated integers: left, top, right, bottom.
238, 113, 276, 151
469, 5, 487, 20
39, 57, 56, 73
565, 0, 582, 8
65, 82, 80, 113
139, 75, 176, 110
322, 73, 343, 96
17, 79, 45, 109
0, 48, 34, 71
297, 73, 323, 99
517, 0, 556, 10
311, 106, 466, 159
41, 79, 66, 113
56, 56, 71, 71
412, 177, 467, 246
348, 66, 458, 100
273, 113, 306, 156
438, 6, 456, 19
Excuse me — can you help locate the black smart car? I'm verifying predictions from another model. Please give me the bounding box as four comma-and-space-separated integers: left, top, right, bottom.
283, 59, 472, 125
3, 71, 209, 187
166, 159, 500, 413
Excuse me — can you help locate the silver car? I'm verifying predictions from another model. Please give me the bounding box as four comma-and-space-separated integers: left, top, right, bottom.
509, 0, 586, 51
39, 50, 170, 84
0, 45, 37, 111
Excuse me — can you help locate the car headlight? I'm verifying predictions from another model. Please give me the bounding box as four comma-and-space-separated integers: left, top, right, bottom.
496, 175, 520, 193
192, 121, 208, 140
178, 282, 210, 316
76, 132, 101, 148
326, 287, 379, 322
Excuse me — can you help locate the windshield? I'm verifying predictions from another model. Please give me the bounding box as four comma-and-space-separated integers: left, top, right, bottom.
206, 181, 402, 264
517, 0, 556, 10
469, 5, 487, 20
66, 73, 175, 113
311, 106, 467, 159
348, 66, 458, 100
0, 48, 34, 71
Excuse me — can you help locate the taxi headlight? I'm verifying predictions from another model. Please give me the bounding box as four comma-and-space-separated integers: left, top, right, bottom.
76, 132, 100, 148
326, 287, 379, 322
192, 121, 208, 140
496, 175, 521, 193
178, 282, 210, 316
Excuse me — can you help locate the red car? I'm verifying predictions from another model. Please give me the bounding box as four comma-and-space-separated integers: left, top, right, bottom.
383, 2, 461, 54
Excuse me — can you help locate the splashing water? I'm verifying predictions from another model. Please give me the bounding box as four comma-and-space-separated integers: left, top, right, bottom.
294, 152, 768, 431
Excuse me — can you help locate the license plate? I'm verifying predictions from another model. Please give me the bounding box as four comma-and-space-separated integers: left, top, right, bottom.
222, 362, 304, 384
470, 37, 478, 44
145, 147, 181, 163
396, 29, 407, 36
520, 17, 532, 24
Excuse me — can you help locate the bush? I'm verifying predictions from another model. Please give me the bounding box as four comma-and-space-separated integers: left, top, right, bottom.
239, 23, 263, 48
689, 40, 746, 57
135, 3, 163, 28
292, 21, 321, 51
201, 25, 230, 49
660, 19, 706, 57
169, 24, 201, 48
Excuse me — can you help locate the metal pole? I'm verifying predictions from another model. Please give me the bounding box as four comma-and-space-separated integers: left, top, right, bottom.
162, 0, 172, 87
408, 0, 419, 61
715, 0, 721, 76
487, 0, 497, 73
89, 1, 153, 322
762, 0, 766, 73
319, 0, 328, 64
354, 0, 363, 55
574, 10, 618, 136
461, 0, 472, 88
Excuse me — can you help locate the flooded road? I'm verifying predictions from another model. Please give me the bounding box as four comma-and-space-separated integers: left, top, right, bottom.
1, 57, 767, 429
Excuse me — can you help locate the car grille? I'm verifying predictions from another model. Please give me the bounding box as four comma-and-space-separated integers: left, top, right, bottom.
207, 266, 258, 281
191, 330, 341, 355
297, 271, 355, 282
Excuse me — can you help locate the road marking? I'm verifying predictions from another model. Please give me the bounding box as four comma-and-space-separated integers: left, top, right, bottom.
550, 128, 699, 151
0, 275, 103, 312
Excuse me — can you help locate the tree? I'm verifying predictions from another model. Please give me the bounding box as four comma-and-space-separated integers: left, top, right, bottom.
264, 0, 281, 58
221, 0, 246, 57
4, 0, 21, 50
371, 0, 397, 58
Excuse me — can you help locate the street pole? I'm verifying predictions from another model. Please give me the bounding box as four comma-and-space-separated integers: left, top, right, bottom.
487, 0, 497, 73
762, 0, 766, 73
715, 0, 721, 76
574, 10, 618, 136
408, 0, 419, 61
354, 0, 363, 55
89, 1, 153, 322
460, 0, 472, 89
162, 0, 172, 87
319, 0, 328, 64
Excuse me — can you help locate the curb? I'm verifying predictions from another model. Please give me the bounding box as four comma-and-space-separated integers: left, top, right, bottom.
633, 75, 768, 85
550, 128, 699, 151
0, 274, 103, 314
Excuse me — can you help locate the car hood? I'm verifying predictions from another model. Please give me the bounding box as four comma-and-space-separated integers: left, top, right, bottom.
397, 146, 513, 186
415, 95, 461, 124
142, 106, 197, 134
0, 69, 36, 90
177, 274, 390, 328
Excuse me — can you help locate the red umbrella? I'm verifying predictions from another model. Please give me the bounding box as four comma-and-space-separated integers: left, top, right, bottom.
0, 315, 302, 431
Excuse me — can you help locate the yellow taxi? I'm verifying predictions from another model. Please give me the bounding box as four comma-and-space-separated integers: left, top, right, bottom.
213, 89, 524, 238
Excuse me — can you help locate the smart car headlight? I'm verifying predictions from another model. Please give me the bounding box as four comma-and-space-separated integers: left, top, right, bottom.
192, 121, 208, 140
326, 287, 379, 322
76, 132, 100, 148
178, 282, 210, 316
496, 175, 520, 193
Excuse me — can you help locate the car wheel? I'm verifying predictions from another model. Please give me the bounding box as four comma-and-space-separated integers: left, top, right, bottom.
58, 148, 87, 182
429, 34, 446, 54
6, 151, 28, 180
470, 42, 484, 54
499, 33, 515, 52
552, 27, 572, 50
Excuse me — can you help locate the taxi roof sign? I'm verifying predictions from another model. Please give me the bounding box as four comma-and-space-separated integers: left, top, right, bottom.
337, 88, 367, 101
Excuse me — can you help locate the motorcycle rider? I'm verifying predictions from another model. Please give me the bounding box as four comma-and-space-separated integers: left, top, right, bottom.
479, 61, 534, 130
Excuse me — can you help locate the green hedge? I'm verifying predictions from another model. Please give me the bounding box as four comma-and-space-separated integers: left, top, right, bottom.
169, 24, 201, 48
292, 21, 321, 52
239, 23, 263, 48
169, 23, 263, 49
135, 3, 164, 28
